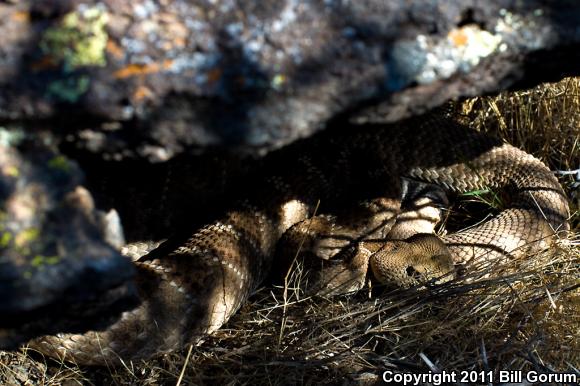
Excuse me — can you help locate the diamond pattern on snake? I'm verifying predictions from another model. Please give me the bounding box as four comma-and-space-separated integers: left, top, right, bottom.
28, 112, 570, 365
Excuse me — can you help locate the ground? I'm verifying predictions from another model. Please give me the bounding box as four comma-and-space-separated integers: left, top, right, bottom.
1, 78, 579, 385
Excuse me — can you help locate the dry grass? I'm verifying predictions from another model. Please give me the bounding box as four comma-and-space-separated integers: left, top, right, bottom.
2, 77, 579, 385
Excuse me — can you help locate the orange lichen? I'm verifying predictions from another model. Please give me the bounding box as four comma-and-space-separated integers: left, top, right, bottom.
133, 85, 154, 101
29, 56, 59, 72
207, 67, 222, 84
12, 11, 30, 23
173, 37, 186, 48
113, 64, 142, 79
448, 28, 469, 47
106, 39, 125, 59
159, 41, 173, 51
113, 59, 174, 79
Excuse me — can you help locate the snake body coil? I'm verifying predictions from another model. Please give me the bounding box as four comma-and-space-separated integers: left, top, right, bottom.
30, 114, 569, 365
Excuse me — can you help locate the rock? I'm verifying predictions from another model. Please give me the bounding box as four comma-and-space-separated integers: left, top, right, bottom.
0, 129, 138, 348
0, 1, 579, 159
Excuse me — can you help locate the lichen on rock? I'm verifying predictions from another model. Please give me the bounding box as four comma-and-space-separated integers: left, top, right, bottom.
40, 5, 109, 70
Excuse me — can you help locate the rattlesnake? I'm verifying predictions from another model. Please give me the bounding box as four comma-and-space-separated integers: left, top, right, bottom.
28, 112, 569, 365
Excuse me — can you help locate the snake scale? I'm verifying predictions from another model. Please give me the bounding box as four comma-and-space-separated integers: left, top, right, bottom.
28, 112, 570, 365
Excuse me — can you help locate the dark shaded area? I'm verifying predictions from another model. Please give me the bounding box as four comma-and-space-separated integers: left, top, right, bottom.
68, 149, 251, 242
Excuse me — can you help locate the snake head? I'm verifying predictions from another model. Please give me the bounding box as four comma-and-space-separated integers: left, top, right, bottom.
369, 233, 455, 288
